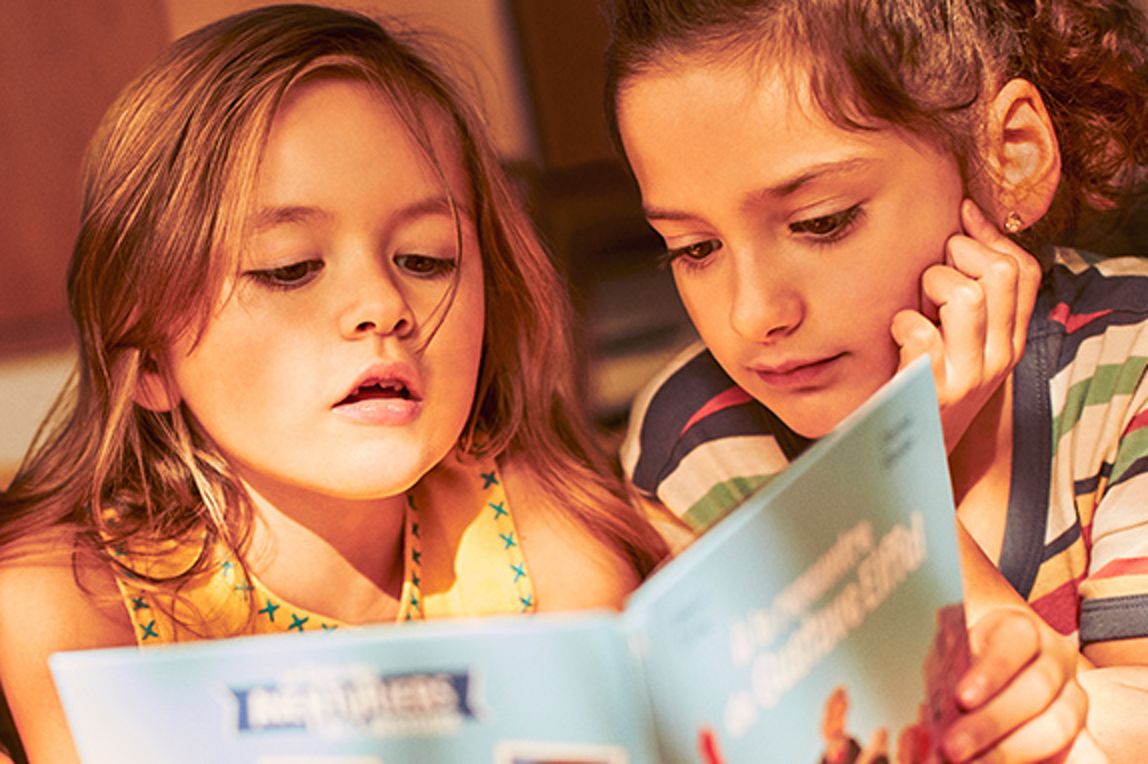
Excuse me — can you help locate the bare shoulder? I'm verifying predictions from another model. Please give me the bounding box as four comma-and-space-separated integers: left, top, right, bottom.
500, 457, 642, 613
0, 527, 132, 639
0, 528, 135, 763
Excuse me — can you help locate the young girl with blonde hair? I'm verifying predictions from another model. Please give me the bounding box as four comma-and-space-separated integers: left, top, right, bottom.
0, 5, 667, 761
608, 0, 1148, 760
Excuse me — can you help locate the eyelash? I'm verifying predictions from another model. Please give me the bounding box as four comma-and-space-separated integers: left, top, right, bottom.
789, 204, 864, 244
244, 253, 458, 291
659, 204, 865, 271
659, 240, 721, 270
394, 254, 458, 279
244, 260, 324, 291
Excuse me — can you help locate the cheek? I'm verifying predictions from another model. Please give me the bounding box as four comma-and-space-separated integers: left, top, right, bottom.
175, 320, 298, 415
673, 272, 724, 335
460, 270, 485, 355
438, 276, 485, 376
856, 224, 950, 320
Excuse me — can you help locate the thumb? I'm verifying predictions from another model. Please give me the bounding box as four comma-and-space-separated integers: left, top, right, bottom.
891, 309, 942, 372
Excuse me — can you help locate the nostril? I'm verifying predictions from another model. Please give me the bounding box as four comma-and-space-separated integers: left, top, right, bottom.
350, 317, 413, 336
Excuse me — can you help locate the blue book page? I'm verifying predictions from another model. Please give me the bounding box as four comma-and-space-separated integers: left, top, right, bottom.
51, 613, 657, 763
622, 359, 967, 763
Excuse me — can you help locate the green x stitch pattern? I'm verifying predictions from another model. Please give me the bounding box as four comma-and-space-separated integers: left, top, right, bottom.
121, 462, 533, 641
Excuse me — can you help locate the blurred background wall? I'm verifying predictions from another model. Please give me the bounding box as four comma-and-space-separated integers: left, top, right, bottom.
0, 0, 694, 486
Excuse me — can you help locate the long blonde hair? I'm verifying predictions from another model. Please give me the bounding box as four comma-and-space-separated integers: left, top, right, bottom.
1, 4, 667, 599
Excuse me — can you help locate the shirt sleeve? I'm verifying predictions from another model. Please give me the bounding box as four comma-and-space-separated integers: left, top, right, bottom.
620, 342, 808, 532
1077, 346, 1148, 644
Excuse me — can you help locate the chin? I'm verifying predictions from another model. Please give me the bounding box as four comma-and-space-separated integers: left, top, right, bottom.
786, 419, 840, 441
321, 479, 423, 503
773, 402, 852, 441
313, 457, 437, 500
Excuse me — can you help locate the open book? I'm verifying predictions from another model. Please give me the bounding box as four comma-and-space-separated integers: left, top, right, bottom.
51, 358, 966, 763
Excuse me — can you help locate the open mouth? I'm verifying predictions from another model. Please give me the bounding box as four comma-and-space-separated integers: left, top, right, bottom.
338, 379, 415, 406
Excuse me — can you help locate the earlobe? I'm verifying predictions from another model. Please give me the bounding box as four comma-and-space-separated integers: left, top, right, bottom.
983, 78, 1062, 231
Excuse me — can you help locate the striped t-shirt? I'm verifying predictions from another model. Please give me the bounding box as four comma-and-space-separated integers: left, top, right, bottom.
621, 247, 1148, 646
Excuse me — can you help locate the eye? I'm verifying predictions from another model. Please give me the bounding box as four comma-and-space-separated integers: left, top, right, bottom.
394, 253, 458, 279
789, 205, 863, 243
244, 259, 324, 290
660, 239, 722, 270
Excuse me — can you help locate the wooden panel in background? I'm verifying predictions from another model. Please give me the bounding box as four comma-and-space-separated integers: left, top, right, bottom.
0, 0, 170, 357
506, 0, 615, 171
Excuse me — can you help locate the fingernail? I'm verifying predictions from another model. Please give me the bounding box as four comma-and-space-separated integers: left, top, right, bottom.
957, 674, 986, 707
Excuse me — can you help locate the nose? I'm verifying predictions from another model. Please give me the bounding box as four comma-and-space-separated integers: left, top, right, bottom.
338, 262, 415, 340
728, 255, 804, 342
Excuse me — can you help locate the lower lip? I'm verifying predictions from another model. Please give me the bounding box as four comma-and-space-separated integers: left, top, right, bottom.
753, 355, 844, 389
333, 398, 421, 425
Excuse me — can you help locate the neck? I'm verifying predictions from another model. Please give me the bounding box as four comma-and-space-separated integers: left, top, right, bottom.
240, 477, 409, 623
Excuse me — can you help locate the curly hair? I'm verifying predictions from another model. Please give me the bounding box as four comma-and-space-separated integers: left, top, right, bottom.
605, 0, 1148, 247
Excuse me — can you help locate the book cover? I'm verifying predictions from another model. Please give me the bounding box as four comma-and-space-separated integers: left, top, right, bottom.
622, 356, 967, 763
51, 358, 966, 763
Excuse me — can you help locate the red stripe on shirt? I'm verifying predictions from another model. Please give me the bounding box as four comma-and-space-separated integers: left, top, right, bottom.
1089, 556, 1148, 580
1048, 301, 1113, 334
681, 387, 754, 436
1081, 518, 1093, 550
1122, 409, 1148, 440
1030, 578, 1082, 635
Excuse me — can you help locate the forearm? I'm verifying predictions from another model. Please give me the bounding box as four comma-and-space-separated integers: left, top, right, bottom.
956, 521, 1029, 620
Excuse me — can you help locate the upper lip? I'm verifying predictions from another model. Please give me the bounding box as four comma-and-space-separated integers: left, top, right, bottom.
750, 354, 843, 375
335, 362, 423, 406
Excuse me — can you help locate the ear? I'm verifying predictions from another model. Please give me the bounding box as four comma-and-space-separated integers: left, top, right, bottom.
134, 357, 179, 412
980, 78, 1061, 232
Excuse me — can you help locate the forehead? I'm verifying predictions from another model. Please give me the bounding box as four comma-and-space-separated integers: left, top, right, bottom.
617, 46, 812, 118
616, 59, 951, 215
617, 62, 843, 186
619, 59, 823, 150
261, 75, 469, 195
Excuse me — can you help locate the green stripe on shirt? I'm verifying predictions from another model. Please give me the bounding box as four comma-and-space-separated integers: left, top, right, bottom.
1054, 357, 1148, 455
681, 474, 773, 532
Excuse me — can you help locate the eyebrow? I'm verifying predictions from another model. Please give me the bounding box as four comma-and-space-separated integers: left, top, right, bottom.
249, 205, 330, 232
248, 195, 475, 233
643, 157, 878, 223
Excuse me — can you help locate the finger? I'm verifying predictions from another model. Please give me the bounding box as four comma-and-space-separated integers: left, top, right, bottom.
967, 679, 1089, 763
960, 200, 1042, 358
892, 309, 964, 449
946, 233, 1020, 379
942, 649, 1073, 762
955, 200, 1028, 362
959, 198, 1016, 251
891, 309, 943, 375
920, 263, 987, 390
958, 609, 1042, 710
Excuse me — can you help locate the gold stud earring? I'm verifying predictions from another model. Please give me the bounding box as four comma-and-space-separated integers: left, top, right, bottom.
1003, 211, 1024, 234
